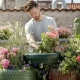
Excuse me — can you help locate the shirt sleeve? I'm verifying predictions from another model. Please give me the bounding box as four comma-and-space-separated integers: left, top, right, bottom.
25, 23, 34, 35
25, 23, 34, 39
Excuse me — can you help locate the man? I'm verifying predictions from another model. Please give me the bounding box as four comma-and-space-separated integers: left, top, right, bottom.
25, 0, 58, 49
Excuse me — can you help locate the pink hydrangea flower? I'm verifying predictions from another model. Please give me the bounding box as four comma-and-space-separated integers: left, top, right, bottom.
51, 30, 58, 36
76, 55, 80, 62
1, 59, 10, 68
58, 27, 71, 38
50, 33, 57, 39
0, 48, 8, 55
60, 46, 65, 51
46, 31, 57, 39
12, 48, 19, 53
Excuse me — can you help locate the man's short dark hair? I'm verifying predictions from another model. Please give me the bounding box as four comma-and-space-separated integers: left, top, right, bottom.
25, 0, 38, 12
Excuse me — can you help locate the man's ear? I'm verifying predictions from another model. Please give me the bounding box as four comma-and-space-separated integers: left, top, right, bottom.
38, 6, 41, 10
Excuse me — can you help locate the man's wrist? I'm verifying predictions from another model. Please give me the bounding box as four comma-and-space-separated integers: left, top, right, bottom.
30, 42, 39, 49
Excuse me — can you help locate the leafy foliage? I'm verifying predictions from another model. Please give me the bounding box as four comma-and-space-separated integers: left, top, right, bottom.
36, 25, 59, 53
74, 18, 80, 34
0, 26, 12, 40
58, 38, 80, 74
0, 21, 28, 70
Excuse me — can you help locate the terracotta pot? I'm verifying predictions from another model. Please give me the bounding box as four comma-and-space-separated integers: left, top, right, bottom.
49, 69, 80, 80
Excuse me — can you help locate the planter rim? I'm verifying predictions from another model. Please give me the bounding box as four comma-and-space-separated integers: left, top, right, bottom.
25, 52, 59, 55
0, 40, 8, 43
0, 69, 33, 72
59, 38, 70, 42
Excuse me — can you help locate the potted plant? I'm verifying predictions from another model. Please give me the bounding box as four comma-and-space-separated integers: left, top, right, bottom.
0, 26, 12, 43
58, 27, 71, 43
24, 25, 61, 65
49, 19, 80, 80
49, 38, 80, 80
0, 46, 38, 80
58, 27, 71, 39
0, 21, 38, 80
23, 26, 62, 80
2, 21, 28, 50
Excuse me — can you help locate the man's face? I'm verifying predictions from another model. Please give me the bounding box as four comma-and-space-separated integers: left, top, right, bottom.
28, 7, 40, 20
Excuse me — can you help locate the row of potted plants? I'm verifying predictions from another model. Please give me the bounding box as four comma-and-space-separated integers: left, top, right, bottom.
0, 20, 78, 80
0, 25, 71, 41
48, 18, 80, 80
25, 24, 80, 80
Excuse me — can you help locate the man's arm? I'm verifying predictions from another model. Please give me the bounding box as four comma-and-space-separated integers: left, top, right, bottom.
25, 22, 39, 49
26, 33, 39, 49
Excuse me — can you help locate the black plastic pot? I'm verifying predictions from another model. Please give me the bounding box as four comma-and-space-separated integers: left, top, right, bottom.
23, 52, 61, 65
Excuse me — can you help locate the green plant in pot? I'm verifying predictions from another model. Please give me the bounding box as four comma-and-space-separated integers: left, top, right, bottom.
36, 26, 59, 53
0, 21, 38, 80
58, 38, 80, 79
24, 25, 61, 65
58, 27, 71, 38
24, 26, 62, 80
0, 46, 38, 80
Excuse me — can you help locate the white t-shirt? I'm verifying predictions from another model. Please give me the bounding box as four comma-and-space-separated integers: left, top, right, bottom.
25, 15, 57, 42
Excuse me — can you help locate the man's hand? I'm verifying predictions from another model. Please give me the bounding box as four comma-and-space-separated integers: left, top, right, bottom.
26, 34, 39, 49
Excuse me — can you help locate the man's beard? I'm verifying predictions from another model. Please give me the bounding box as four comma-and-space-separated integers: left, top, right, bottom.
34, 12, 40, 20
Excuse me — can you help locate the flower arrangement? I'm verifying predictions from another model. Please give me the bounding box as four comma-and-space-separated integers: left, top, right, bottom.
36, 25, 59, 53
0, 26, 12, 40
0, 22, 39, 80
58, 27, 71, 38
0, 46, 39, 80
0, 21, 28, 69
58, 38, 80, 74
0, 47, 24, 69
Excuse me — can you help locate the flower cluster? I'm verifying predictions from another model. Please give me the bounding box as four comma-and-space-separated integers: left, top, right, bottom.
0, 26, 12, 40
58, 27, 71, 38
24, 60, 50, 80
0, 47, 23, 69
36, 25, 59, 53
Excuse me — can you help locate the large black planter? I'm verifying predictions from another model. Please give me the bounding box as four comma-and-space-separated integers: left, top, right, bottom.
23, 52, 61, 65
23, 52, 61, 80
0, 69, 38, 80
